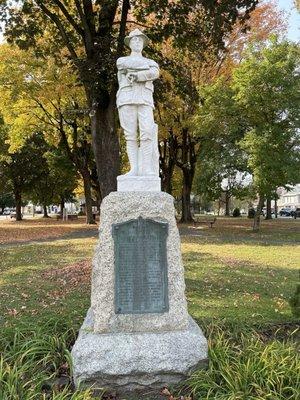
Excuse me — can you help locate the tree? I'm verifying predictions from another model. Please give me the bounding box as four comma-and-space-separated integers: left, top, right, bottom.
0, 127, 78, 220
155, 1, 282, 222
0, 192, 15, 214
193, 78, 249, 216
0, 128, 39, 221
0, 0, 259, 198
0, 44, 97, 224
233, 38, 300, 230
28, 146, 78, 218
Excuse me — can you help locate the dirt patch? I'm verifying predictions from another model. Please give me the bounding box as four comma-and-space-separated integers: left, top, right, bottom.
257, 321, 300, 342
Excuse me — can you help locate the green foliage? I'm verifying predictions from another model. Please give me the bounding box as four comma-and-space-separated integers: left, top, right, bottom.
232, 208, 241, 217
193, 78, 249, 202
233, 37, 300, 198
28, 145, 78, 208
0, 128, 77, 212
2, 320, 298, 400
0, 192, 15, 212
184, 324, 300, 400
194, 38, 300, 227
0, 129, 41, 198
0, 320, 93, 400
0, 1, 259, 56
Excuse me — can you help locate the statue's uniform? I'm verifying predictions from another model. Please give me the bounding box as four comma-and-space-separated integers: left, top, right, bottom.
116, 55, 159, 142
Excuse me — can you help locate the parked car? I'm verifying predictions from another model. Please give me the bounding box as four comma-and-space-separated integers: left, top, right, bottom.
279, 208, 292, 217
261, 207, 275, 217
292, 208, 300, 219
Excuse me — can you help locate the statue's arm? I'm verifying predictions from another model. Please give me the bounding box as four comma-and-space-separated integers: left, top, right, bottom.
136, 65, 159, 82
117, 70, 123, 84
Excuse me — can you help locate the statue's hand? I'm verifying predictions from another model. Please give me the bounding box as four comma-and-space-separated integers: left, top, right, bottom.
126, 72, 138, 83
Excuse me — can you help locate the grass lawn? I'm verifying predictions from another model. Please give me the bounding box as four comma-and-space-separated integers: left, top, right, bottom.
0, 216, 299, 399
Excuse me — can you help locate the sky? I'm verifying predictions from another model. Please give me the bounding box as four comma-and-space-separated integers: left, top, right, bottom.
0, 0, 299, 43
278, 0, 300, 41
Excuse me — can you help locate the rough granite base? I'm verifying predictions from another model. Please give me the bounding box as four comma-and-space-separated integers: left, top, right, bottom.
71, 309, 208, 398
91, 192, 189, 333
72, 191, 208, 396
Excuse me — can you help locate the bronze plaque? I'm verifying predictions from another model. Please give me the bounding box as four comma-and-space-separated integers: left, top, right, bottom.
112, 217, 169, 314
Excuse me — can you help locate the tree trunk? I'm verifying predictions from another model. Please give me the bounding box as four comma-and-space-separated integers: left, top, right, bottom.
82, 168, 96, 225
180, 170, 194, 223
274, 197, 278, 218
14, 190, 22, 221
225, 191, 230, 216
253, 195, 264, 231
176, 128, 197, 223
161, 170, 174, 194
91, 166, 102, 209
265, 197, 272, 220
159, 132, 178, 195
60, 197, 65, 218
43, 205, 49, 218
90, 97, 119, 198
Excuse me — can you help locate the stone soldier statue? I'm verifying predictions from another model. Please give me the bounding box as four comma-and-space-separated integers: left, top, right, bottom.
117, 29, 159, 177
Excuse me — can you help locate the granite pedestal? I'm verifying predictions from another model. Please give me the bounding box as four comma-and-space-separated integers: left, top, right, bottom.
71, 191, 208, 397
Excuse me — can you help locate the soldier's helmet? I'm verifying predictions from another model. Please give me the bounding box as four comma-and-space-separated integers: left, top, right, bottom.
124, 29, 150, 48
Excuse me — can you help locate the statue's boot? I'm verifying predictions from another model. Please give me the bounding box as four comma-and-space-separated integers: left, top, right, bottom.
141, 139, 156, 176
124, 140, 138, 176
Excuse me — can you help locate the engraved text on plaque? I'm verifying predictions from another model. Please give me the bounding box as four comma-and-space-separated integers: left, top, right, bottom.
112, 217, 168, 314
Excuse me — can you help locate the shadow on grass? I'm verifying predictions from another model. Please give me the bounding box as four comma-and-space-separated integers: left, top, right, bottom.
0, 238, 95, 329
184, 251, 298, 326
180, 228, 300, 246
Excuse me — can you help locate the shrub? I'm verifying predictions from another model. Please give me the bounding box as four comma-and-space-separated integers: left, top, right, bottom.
248, 208, 255, 218
0, 319, 93, 400
183, 324, 300, 400
232, 208, 241, 217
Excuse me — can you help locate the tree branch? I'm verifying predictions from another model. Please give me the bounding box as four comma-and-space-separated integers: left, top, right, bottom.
58, 113, 74, 163
97, 0, 118, 37
35, 1, 79, 61
113, 20, 150, 29
51, 0, 84, 36
82, 0, 95, 34
32, 97, 60, 125
116, 0, 130, 58
74, 0, 94, 55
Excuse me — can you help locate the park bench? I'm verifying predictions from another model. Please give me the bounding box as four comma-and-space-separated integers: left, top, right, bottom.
194, 216, 217, 228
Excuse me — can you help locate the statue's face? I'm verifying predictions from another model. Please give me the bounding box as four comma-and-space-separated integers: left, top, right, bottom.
129, 36, 144, 52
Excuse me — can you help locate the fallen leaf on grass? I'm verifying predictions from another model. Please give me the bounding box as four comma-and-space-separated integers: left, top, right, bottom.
161, 388, 172, 396
160, 388, 192, 400
7, 308, 18, 316
42, 260, 91, 289
39, 261, 92, 306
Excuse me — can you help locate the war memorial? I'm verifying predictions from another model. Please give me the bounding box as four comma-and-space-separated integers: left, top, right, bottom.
71, 29, 208, 398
